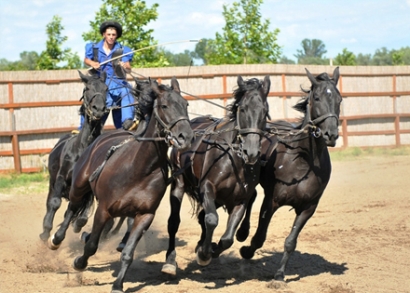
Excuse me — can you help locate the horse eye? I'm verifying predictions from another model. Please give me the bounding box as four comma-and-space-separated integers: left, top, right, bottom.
161, 105, 168, 109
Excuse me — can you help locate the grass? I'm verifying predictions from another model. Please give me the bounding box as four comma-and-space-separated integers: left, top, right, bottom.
0, 172, 49, 191
330, 146, 410, 161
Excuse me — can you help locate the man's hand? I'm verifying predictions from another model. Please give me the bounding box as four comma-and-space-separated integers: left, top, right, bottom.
91, 61, 100, 70
119, 61, 131, 73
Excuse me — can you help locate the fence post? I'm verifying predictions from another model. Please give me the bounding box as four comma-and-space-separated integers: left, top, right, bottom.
8, 82, 22, 173
281, 74, 287, 119
392, 75, 400, 147
222, 75, 227, 116
339, 75, 348, 148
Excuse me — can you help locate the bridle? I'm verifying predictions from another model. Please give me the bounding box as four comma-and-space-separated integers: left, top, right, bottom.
305, 90, 340, 138
81, 91, 108, 121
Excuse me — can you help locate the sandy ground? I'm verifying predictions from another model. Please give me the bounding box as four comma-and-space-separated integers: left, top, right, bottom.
0, 155, 409, 293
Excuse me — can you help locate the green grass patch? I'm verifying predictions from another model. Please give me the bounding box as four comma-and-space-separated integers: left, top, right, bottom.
330, 146, 410, 161
0, 172, 49, 190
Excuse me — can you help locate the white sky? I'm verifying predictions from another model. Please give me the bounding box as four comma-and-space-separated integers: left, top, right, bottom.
1, 0, 409, 63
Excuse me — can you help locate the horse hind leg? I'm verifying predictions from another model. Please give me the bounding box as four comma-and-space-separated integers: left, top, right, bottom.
236, 189, 257, 242
196, 184, 218, 266
240, 193, 276, 259
40, 177, 65, 241
111, 213, 155, 293
212, 203, 246, 258
116, 217, 133, 252
72, 194, 94, 233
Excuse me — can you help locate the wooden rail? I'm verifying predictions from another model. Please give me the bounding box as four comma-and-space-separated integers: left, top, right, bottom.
1, 71, 410, 173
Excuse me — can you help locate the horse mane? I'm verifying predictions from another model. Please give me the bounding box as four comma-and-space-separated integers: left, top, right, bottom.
227, 78, 263, 119
133, 80, 156, 120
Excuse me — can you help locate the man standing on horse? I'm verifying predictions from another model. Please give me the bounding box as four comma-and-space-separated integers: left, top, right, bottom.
79, 20, 136, 130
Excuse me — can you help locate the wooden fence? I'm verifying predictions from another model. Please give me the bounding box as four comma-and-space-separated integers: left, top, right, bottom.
1, 64, 410, 173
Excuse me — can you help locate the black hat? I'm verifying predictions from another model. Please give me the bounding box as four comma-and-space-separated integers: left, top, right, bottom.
100, 20, 122, 38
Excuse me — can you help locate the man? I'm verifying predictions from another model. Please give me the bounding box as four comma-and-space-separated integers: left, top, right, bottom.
79, 20, 135, 130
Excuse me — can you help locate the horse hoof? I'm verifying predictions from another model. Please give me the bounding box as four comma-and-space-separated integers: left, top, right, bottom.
47, 235, 61, 250
161, 263, 177, 276
73, 256, 87, 272
111, 290, 124, 293
274, 272, 285, 282
39, 232, 49, 242
239, 246, 254, 259
116, 242, 125, 253
235, 228, 249, 242
196, 252, 212, 267
80, 232, 89, 244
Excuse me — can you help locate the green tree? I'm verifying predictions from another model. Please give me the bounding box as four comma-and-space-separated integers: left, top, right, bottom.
191, 38, 211, 65
356, 53, 372, 65
82, 0, 168, 67
295, 38, 328, 65
334, 48, 356, 66
205, 0, 281, 65
163, 49, 193, 66
0, 51, 40, 71
36, 15, 81, 70
278, 55, 296, 64
371, 47, 392, 65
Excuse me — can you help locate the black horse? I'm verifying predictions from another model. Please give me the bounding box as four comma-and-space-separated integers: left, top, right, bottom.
48, 77, 194, 293
236, 67, 342, 282
39, 70, 108, 241
161, 76, 271, 276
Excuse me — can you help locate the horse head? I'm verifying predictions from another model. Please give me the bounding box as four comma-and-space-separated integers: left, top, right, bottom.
149, 77, 194, 151
78, 70, 108, 122
301, 67, 342, 147
231, 75, 270, 165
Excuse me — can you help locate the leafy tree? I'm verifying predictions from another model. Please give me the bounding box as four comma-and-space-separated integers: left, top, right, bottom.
163, 49, 193, 66
278, 55, 296, 64
395, 47, 410, 65
356, 53, 372, 65
371, 47, 392, 65
0, 51, 40, 71
36, 15, 82, 70
205, 0, 281, 65
191, 38, 211, 65
334, 48, 356, 66
294, 38, 328, 65
82, 0, 168, 67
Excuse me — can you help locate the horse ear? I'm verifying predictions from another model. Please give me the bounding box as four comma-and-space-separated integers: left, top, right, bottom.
171, 76, 181, 93
78, 70, 89, 84
237, 75, 245, 87
100, 71, 107, 83
305, 68, 319, 87
332, 67, 340, 85
262, 75, 271, 99
149, 77, 161, 96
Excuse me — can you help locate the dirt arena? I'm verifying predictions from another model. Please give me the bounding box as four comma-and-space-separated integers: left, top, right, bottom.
1, 154, 409, 293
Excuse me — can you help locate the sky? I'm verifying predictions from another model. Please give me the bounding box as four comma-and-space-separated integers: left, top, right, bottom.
1, 0, 410, 63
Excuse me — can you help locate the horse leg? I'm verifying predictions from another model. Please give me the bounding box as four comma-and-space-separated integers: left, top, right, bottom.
72, 194, 94, 233
116, 217, 134, 252
274, 203, 317, 281
111, 213, 155, 293
73, 205, 112, 271
111, 216, 126, 236
212, 203, 246, 258
161, 178, 184, 276
236, 189, 257, 242
40, 176, 65, 241
240, 193, 276, 259
196, 182, 218, 266
48, 201, 78, 250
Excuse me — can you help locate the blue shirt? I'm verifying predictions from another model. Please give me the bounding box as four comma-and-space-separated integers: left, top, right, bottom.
85, 40, 134, 79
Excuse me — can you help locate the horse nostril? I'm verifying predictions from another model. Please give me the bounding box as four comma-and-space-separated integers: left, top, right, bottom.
178, 133, 185, 142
